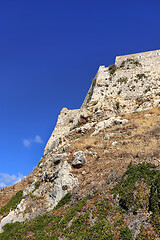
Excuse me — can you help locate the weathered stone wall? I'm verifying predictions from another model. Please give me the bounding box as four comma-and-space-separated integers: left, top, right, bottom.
115, 49, 160, 70
88, 50, 160, 103
45, 108, 80, 151
45, 49, 160, 153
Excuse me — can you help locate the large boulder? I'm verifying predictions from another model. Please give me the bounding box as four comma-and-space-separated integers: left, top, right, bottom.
72, 151, 86, 168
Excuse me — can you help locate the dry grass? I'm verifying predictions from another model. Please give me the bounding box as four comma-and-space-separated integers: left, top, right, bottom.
65, 107, 160, 195
1, 107, 160, 210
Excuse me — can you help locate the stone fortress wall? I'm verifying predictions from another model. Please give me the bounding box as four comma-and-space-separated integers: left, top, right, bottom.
45, 107, 80, 151
90, 49, 160, 103
115, 49, 160, 70
45, 49, 160, 152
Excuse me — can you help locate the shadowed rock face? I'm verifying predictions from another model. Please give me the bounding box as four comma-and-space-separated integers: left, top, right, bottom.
0, 49, 160, 236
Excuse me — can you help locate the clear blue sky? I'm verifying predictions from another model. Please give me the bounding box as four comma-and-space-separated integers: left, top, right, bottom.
0, 0, 160, 187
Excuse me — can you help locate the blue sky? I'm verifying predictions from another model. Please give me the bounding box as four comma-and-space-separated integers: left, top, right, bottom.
0, 0, 160, 187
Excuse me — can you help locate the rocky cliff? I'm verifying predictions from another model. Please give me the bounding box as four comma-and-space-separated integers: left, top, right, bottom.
0, 49, 160, 239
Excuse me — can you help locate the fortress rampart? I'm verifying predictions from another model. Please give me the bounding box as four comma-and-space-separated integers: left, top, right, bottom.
115, 49, 160, 72
45, 49, 160, 152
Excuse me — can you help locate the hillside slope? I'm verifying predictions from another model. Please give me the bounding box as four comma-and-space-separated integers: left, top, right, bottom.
0, 49, 160, 239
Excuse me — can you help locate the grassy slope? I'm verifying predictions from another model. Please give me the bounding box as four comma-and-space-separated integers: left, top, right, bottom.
1, 163, 160, 239
0, 107, 160, 239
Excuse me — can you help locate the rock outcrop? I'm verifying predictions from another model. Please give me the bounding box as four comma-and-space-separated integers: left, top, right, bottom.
0, 49, 160, 238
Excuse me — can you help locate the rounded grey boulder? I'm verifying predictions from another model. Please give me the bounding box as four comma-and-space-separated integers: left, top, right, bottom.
72, 151, 86, 168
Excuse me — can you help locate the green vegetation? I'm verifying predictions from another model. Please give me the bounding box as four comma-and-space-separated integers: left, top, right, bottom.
134, 78, 138, 83
120, 58, 141, 68
115, 101, 120, 110
112, 162, 157, 211
108, 64, 117, 75
136, 225, 155, 240
149, 172, 160, 229
0, 190, 24, 215
34, 181, 41, 190
95, 198, 110, 219
120, 226, 132, 240
93, 101, 98, 106
136, 73, 146, 79
144, 88, 150, 93
117, 77, 128, 84
54, 192, 72, 210
117, 90, 122, 95
2, 163, 160, 239
120, 60, 125, 68
0, 192, 129, 240
28, 192, 41, 200
59, 195, 92, 229
111, 162, 160, 236
133, 73, 146, 84
131, 85, 135, 91
75, 135, 80, 139
126, 58, 141, 66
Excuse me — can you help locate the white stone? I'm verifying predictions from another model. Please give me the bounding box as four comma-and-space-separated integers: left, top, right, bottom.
144, 113, 151, 117
46, 161, 78, 211
112, 141, 118, 146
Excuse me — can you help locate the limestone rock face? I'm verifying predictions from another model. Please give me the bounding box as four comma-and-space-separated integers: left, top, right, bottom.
0, 199, 28, 233
0, 158, 78, 233
91, 117, 128, 136
46, 160, 78, 211
45, 107, 80, 152
0, 49, 160, 234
